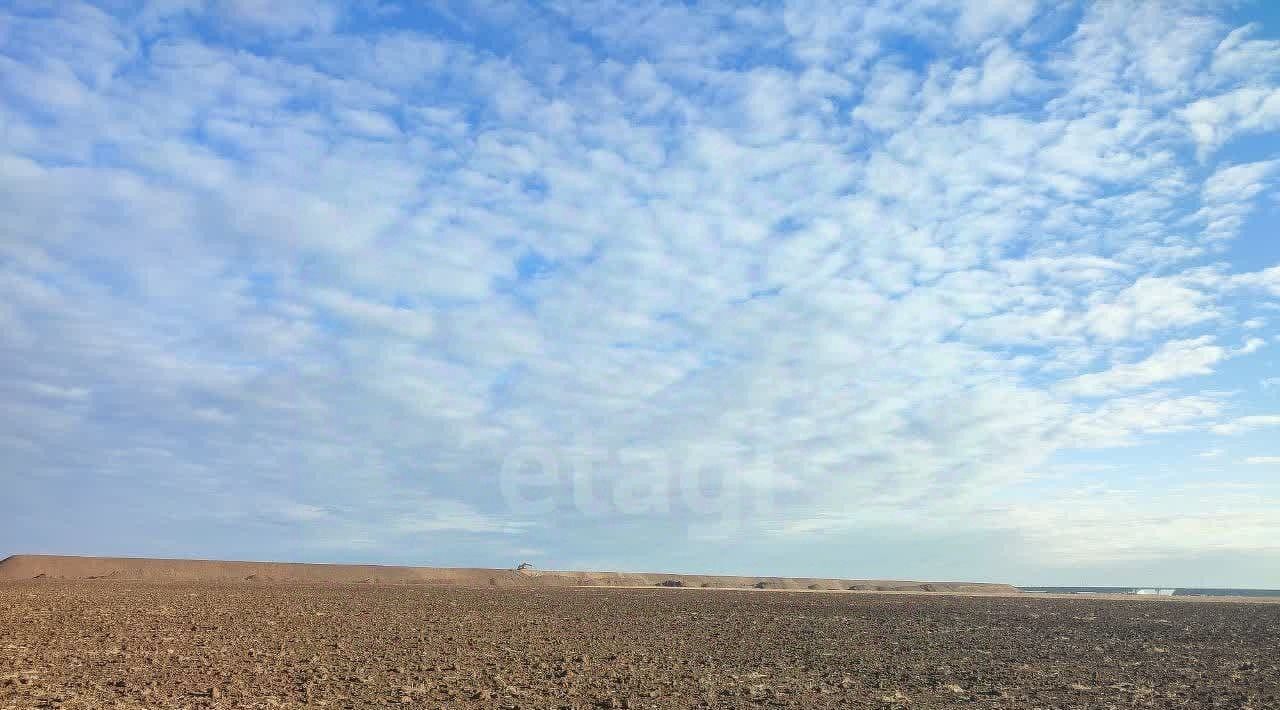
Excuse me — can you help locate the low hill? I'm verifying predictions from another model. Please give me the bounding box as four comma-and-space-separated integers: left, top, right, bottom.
0, 554, 1017, 594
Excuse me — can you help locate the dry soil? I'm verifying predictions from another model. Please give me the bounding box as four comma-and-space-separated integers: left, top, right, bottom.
2, 579, 1277, 709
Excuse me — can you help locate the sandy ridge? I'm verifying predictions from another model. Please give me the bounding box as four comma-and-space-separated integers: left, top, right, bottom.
0, 554, 1016, 593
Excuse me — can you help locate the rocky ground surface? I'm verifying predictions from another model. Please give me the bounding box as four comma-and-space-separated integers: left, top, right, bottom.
2, 581, 1277, 709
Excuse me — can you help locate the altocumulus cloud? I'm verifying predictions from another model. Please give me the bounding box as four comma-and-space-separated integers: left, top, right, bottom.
2, 0, 1280, 584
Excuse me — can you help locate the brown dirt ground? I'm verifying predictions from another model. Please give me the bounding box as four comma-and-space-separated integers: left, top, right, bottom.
2, 580, 1277, 709
0, 556, 1014, 594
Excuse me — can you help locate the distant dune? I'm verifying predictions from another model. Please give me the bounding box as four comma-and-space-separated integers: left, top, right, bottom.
0, 555, 1016, 594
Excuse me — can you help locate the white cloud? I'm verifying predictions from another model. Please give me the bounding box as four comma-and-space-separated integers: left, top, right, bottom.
1203, 160, 1277, 204
1060, 337, 1229, 397
1244, 457, 1280, 466
270, 501, 330, 523
392, 501, 530, 535
999, 485, 1280, 563
1210, 24, 1280, 82
26, 382, 91, 401
312, 290, 434, 340
1182, 87, 1280, 155
1197, 160, 1279, 240
216, 0, 339, 36
1066, 393, 1224, 448
1083, 276, 1219, 342
935, 43, 1041, 109
1234, 265, 1280, 297
1239, 337, 1266, 355
851, 61, 919, 132
337, 108, 401, 139
955, 0, 1038, 42
1213, 415, 1280, 436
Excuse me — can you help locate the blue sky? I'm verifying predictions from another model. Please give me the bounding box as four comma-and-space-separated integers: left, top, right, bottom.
2, 0, 1279, 587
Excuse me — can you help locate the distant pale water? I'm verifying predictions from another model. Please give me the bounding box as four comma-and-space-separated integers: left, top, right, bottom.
1020, 587, 1280, 598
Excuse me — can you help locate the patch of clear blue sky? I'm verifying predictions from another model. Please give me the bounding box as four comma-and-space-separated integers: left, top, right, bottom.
1228, 0, 1280, 37
1218, 0, 1280, 278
